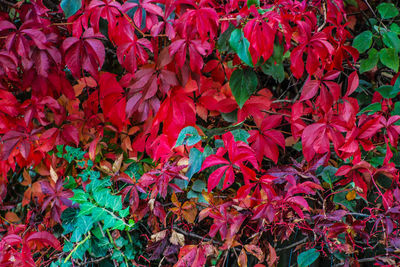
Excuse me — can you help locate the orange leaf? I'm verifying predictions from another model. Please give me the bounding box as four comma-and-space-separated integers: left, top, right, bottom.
21, 169, 31, 186
171, 192, 181, 207
5, 211, 20, 223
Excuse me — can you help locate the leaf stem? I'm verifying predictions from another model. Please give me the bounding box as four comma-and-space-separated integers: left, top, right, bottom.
106, 229, 129, 266
64, 233, 91, 263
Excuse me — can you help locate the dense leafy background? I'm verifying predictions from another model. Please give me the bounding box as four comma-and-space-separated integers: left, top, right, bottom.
1, 0, 400, 266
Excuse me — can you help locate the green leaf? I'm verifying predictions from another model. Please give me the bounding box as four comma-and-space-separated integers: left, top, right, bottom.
229, 68, 258, 108
71, 189, 88, 204
229, 29, 253, 66
358, 102, 382, 115
318, 166, 340, 187
119, 207, 130, 218
64, 146, 85, 163
89, 237, 112, 258
221, 110, 237, 123
186, 148, 203, 179
112, 219, 126, 230
60, 0, 82, 18
247, 0, 259, 7
382, 31, 400, 53
103, 215, 117, 230
359, 48, 379, 73
390, 23, 400, 35
72, 238, 90, 260
298, 249, 320, 267
91, 207, 108, 223
175, 126, 202, 147
261, 62, 285, 83
71, 216, 93, 242
230, 129, 250, 143
87, 177, 111, 193
344, 0, 357, 7
377, 3, 399, 19
333, 190, 357, 212
78, 202, 97, 216
352, 31, 373, 53
376, 85, 400, 99
61, 208, 78, 234
218, 24, 235, 52
391, 102, 400, 116
64, 176, 77, 189
379, 48, 399, 72
191, 180, 206, 192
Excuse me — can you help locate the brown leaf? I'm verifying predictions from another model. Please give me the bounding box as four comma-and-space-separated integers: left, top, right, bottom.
267, 243, 278, 267
245, 244, 265, 262
237, 249, 248, 267
151, 230, 168, 243
182, 201, 197, 224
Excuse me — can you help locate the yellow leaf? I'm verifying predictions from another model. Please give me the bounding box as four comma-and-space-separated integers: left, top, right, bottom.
346, 190, 356, 201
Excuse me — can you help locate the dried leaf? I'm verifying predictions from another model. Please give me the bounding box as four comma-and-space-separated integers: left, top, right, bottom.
50, 166, 58, 183
170, 230, 185, 246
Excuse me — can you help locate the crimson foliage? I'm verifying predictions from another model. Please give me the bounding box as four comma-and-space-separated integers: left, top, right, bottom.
0, 0, 399, 266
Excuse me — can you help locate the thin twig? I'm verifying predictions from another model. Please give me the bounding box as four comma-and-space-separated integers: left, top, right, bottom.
317, 0, 327, 32
333, 257, 378, 267
173, 227, 221, 245
275, 237, 308, 252
0, 0, 15, 7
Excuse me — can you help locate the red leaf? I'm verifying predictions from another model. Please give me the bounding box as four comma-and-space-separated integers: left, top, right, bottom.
26, 231, 61, 250
346, 71, 359, 96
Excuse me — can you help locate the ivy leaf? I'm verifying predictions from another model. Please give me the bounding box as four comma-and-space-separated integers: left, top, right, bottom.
298, 249, 320, 267
60, 0, 82, 18
71, 216, 93, 242
175, 126, 202, 147
229, 68, 258, 108
352, 31, 372, 53
229, 29, 253, 66
78, 202, 97, 216
377, 3, 399, 19
379, 48, 399, 72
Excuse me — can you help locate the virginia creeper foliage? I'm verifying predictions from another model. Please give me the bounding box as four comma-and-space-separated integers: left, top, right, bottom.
0, 0, 400, 266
